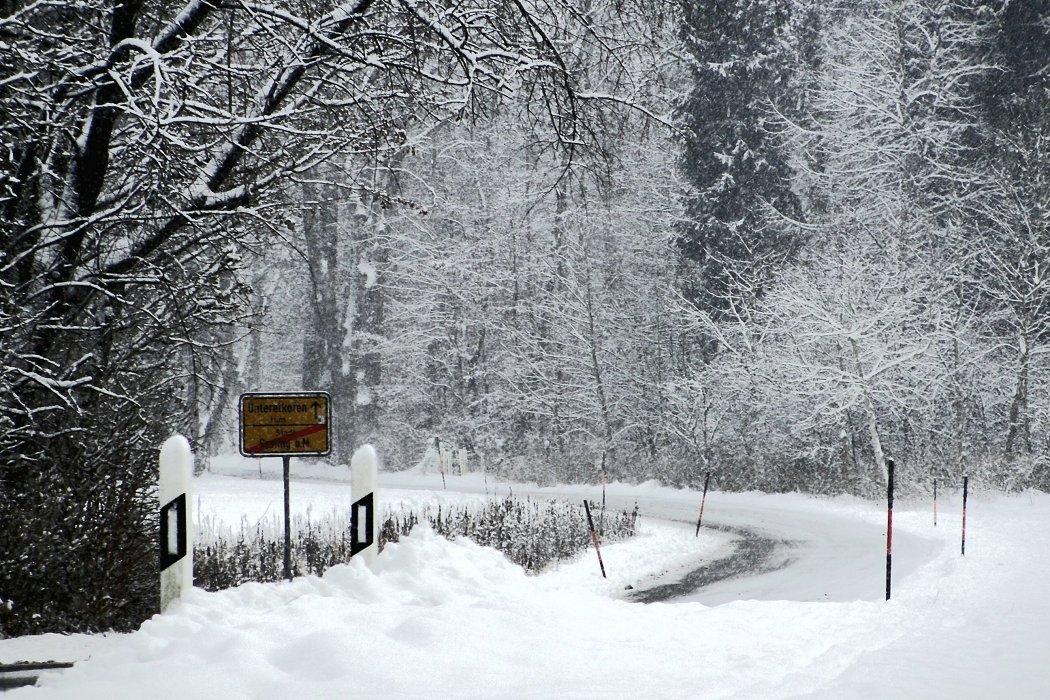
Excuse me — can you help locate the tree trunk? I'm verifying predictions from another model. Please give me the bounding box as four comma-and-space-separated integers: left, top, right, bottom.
1004, 330, 1031, 456
302, 174, 356, 461
851, 337, 889, 484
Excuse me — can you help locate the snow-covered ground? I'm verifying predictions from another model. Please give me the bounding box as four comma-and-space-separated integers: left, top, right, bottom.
3, 458, 1049, 698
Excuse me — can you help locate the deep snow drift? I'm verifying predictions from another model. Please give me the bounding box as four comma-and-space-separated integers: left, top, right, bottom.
3, 463, 1048, 699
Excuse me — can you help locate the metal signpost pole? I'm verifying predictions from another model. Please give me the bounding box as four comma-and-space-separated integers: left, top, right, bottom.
283, 454, 292, 580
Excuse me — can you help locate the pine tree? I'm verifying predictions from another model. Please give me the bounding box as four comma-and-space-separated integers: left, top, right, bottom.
675, 0, 808, 316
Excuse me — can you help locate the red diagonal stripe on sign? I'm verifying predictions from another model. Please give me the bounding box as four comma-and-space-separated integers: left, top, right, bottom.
246, 423, 327, 454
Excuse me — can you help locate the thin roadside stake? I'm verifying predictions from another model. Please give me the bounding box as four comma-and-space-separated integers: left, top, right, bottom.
886, 459, 894, 601
695, 471, 711, 537
962, 475, 969, 556
933, 477, 938, 526
583, 500, 607, 578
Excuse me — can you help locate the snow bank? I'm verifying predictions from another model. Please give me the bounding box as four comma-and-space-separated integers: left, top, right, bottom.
4, 482, 1049, 698
9, 526, 873, 699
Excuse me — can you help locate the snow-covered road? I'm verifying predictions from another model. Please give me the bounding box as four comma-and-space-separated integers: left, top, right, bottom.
195, 461, 947, 605
380, 469, 945, 605
675, 494, 945, 604
7, 460, 1046, 698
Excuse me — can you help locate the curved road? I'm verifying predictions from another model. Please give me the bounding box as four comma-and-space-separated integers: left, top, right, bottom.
598, 488, 945, 605
627, 523, 790, 604
377, 473, 946, 605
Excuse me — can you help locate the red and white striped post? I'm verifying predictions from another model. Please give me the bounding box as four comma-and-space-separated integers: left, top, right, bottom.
961, 475, 969, 556
933, 477, 938, 526
695, 471, 711, 537
885, 459, 895, 601
583, 500, 607, 578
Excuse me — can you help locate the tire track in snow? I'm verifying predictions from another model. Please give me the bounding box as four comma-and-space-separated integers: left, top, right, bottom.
627, 523, 794, 604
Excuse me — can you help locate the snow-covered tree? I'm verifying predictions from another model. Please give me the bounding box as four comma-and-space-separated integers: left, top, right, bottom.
674, 0, 812, 316
0, 0, 657, 634
969, 0, 1050, 461
790, 0, 993, 244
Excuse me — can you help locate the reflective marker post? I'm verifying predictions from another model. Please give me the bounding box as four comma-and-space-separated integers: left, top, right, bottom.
695, 471, 711, 537
350, 445, 379, 566
583, 500, 607, 578
885, 459, 895, 602
159, 435, 194, 612
962, 475, 969, 556
933, 478, 938, 527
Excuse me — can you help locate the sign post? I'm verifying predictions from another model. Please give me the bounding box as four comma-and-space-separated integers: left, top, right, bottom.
283, 454, 292, 579
240, 392, 332, 581
159, 435, 194, 612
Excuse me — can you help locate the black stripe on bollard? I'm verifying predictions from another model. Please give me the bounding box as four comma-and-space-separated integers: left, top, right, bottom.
886, 459, 895, 601
159, 493, 188, 571
933, 478, 938, 527
350, 492, 375, 557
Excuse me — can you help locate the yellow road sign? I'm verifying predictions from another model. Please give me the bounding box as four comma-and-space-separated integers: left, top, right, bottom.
239, 392, 331, 456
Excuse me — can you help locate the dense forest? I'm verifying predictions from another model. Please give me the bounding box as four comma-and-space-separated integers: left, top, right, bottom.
1, 0, 1048, 633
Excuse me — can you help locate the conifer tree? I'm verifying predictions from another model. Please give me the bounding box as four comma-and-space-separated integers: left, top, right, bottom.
675, 0, 808, 316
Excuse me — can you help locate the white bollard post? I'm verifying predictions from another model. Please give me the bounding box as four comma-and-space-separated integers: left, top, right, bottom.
350, 444, 379, 566
159, 435, 194, 612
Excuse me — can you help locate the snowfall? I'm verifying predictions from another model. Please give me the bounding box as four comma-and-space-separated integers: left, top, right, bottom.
3, 453, 1050, 699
